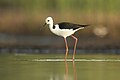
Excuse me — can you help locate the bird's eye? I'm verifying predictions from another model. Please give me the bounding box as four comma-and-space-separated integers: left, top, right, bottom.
48, 20, 49, 22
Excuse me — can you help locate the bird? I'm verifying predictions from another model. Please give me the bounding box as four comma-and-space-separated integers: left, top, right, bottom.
43, 17, 89, 60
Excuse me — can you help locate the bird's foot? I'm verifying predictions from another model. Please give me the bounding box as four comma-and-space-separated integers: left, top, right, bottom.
72, 56, 75, 61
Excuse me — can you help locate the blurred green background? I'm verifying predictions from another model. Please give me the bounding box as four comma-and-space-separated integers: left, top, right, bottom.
0, 0, 120, 53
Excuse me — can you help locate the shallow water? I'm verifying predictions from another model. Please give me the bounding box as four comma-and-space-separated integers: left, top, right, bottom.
0, 54, 120, 80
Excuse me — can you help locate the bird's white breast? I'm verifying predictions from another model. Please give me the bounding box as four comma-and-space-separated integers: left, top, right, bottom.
50, 24, 76, 38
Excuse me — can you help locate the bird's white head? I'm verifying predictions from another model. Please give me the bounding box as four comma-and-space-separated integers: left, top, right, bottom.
42, 17, 54, 31
45, 17, 53, 25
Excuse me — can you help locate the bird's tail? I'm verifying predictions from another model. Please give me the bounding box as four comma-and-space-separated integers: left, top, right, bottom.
78, 24, 89, 27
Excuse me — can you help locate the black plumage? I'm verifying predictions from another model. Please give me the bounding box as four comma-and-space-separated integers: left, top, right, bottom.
58, 22, 89, 30
53, 25, 56, 29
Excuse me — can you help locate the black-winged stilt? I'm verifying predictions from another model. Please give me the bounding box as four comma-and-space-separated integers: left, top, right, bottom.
43, 17, 89, 60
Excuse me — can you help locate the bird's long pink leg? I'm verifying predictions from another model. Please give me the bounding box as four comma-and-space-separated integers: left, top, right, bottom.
64, 38, 68, 60
71, 35, 78, 60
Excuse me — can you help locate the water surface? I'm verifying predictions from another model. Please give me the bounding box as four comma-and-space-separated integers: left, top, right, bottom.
0, 54, 120, 80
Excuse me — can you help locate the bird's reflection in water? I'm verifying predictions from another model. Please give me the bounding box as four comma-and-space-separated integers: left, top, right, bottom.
65, 60, 77, 80
65, 60, 68, 80
49, 60, 77, 80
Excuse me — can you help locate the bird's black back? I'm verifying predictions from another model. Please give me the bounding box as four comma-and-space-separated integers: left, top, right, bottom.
58, 22, 88, 30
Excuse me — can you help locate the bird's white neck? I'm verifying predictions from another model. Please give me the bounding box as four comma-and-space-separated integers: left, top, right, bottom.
48, 21, 54, 32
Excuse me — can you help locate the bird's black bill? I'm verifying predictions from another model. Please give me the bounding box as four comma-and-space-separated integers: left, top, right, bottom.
43, 23, 47, 27
40, 23, 47, 30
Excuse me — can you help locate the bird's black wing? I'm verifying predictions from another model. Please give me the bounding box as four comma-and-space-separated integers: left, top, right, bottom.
58, 22, 89, 30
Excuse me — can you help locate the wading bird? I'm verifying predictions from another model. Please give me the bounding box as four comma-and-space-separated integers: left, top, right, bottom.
43, 17, 89, 60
